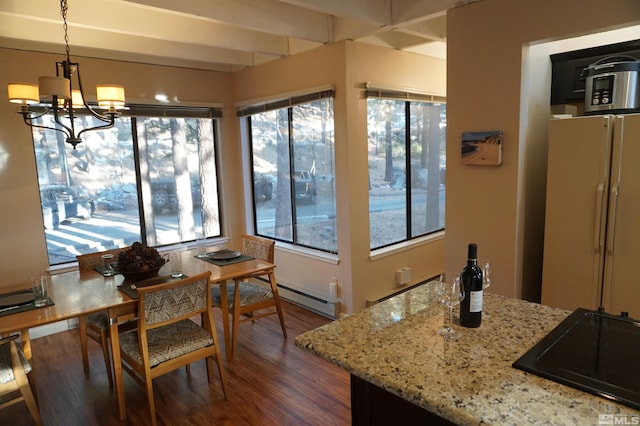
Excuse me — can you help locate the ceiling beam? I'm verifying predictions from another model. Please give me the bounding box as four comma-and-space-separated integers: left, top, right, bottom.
391, 0, 466, 24
276, 0, 391, 25
368, 30, 438, 50
0, 36, 246, 72
0, 15, 255, 68
121, 0, 333, 43
0, 0, 290, 56
399, 16, 447, 42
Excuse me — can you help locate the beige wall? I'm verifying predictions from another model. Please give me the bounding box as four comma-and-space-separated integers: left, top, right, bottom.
446, 0, 640, 300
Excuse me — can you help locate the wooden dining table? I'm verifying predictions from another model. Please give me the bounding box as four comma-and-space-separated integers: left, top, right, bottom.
0, 248, 276, 421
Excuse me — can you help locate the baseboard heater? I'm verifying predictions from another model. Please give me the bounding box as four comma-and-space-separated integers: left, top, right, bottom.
277, 283, 339, 319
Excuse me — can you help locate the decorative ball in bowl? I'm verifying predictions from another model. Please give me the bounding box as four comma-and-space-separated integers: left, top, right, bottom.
114, 242, 166, 281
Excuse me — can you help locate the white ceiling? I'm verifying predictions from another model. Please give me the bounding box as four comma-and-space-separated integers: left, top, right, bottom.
0, 0, 476, 72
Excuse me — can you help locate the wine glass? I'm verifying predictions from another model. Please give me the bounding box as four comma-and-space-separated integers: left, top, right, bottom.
437, 275, 465, 340
483, 262, 492, 318
483, 261, 492, 290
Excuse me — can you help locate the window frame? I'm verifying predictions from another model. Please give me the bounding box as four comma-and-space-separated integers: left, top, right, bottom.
240, 89, 337, 254
32, 104, 223, 266
366, 90, 447, 251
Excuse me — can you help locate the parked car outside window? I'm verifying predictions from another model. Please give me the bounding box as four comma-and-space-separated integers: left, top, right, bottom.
293, 170, 317, 203
150, 177, 202, 213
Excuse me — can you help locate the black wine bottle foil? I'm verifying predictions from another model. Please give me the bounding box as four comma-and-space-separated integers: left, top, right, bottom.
460, 243, 483, 328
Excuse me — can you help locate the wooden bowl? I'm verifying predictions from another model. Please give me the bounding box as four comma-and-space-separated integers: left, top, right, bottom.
118, 265, 163, 281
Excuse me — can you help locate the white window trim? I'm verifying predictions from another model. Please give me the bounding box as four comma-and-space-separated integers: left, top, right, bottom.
275, 241, 339, 265
369, 230, 445, 261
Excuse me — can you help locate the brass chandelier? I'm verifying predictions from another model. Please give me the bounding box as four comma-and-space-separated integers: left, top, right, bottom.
7, 0, 125, 149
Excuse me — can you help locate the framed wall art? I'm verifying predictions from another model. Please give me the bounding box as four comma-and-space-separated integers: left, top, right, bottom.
461, 130, 503, 166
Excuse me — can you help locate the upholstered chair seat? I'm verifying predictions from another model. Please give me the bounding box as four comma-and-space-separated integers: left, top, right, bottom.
120, 317, 214, 366
211, 235, 286, 360
0, 340, 31, 383
86, 311, 108, 329
211, 282, 274, 308
0, 336, 41, 425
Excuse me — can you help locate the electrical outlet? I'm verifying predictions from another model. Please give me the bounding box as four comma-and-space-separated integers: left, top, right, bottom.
395, 267, 411, 286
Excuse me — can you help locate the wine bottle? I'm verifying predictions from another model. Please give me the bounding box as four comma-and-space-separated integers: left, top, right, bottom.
460, 243, 483, 328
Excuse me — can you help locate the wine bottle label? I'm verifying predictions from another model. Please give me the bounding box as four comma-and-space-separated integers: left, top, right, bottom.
469, 290, 483, 313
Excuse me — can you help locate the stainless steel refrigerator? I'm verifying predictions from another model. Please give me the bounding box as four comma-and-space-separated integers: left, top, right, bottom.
541, 113, 640, 320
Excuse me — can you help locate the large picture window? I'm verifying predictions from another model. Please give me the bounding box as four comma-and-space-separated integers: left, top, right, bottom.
32, 106, 221, 265
242, 91, 337, 253
367, 92, 446, 250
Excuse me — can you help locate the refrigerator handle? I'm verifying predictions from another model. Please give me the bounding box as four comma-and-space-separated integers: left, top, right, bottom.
594, 183, 605, 251
607, 183, 620, 255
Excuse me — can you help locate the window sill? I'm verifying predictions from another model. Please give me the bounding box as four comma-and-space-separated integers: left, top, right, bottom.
369, 231, 445, 261
160, 236, 231, 254
275, 242, 339, 265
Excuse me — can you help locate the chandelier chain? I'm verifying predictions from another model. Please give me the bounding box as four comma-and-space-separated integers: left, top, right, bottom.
60, 0, 71, 60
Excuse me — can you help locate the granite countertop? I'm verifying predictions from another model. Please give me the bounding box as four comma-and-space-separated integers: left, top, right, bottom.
295, 283, 640, 425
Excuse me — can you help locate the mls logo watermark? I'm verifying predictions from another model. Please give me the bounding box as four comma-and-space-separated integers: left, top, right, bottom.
599, 414, 640, 425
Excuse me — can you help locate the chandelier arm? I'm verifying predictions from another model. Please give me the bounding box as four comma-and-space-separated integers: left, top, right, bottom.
18, 105, 73, 139
20, 118, 72, 140
76, 114, 117, 139
84, 105, 120, 124
72, 61, 119, 124
17, 107, 54, 121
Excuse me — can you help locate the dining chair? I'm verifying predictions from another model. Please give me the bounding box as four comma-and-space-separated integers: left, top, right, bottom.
76, 246, 132, 387
0, 335, 41, 426
211, 234, 287, 360
118, 271, 227, 426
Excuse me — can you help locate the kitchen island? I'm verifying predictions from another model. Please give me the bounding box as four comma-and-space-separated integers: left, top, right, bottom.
295, 283, 640, 425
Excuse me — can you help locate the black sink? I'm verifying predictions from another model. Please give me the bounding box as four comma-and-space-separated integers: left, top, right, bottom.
513, 308, 640, 410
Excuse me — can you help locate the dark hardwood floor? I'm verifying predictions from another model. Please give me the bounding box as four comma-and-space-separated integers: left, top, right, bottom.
1, 301, 351, 426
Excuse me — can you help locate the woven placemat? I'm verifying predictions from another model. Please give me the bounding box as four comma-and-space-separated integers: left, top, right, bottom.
0, 289, 54, 317
93, 264, 121, 276
117, 275, 185, 299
